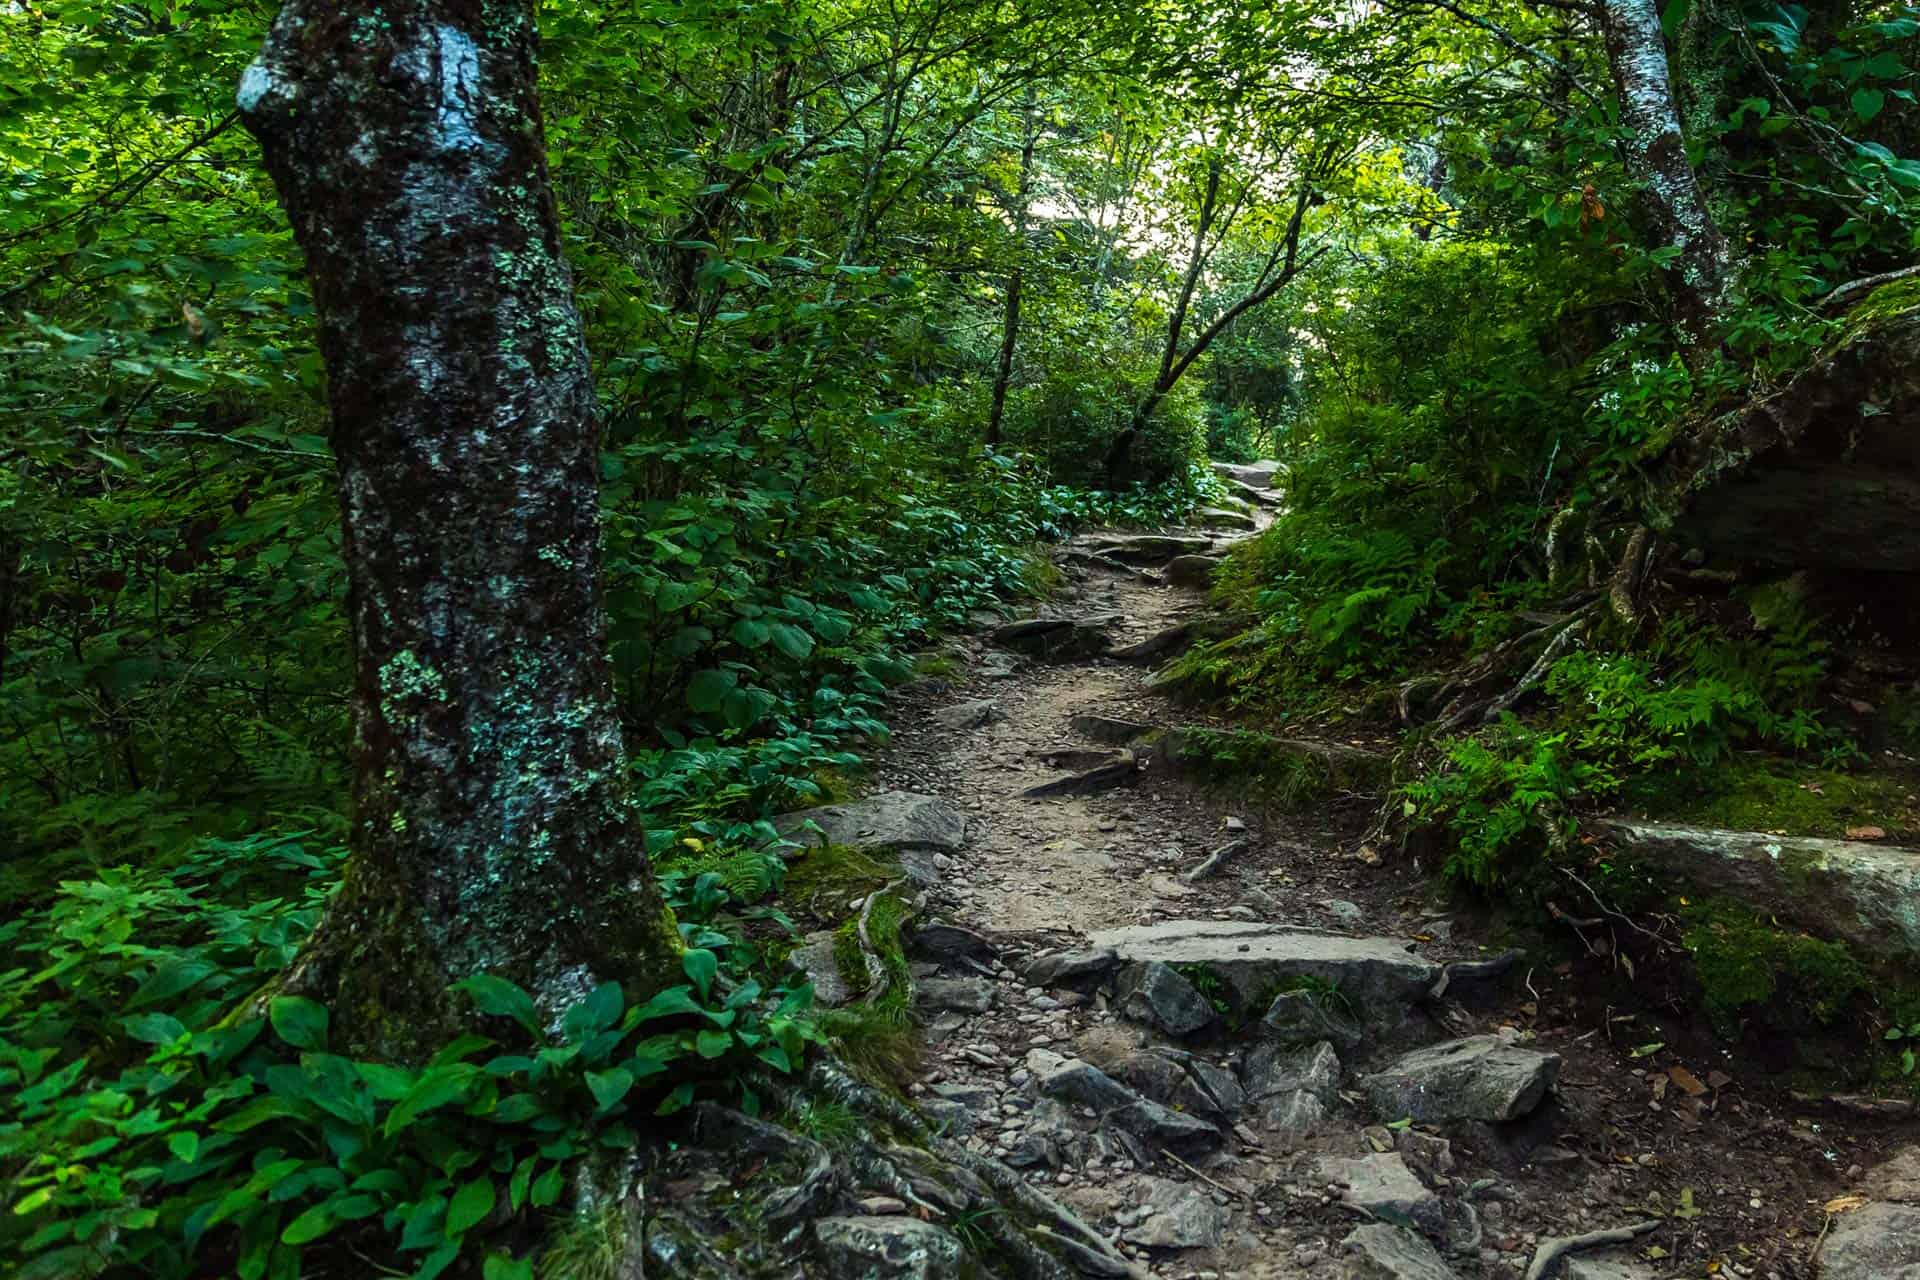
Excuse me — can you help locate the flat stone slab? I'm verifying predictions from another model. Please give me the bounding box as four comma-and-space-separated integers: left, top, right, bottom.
1164, 554, 1225, 588
1815, 1201, 1920, 1278
1564, 1256, 1659, 1280
1086, 920, 1439, 1023
931, 698, 1004, 730
1360, 1036, 1560, 1125
1597, 819, 1920, 962
773, 792, 966, 886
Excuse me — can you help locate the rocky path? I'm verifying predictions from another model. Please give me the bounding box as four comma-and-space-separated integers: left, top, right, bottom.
781, 496, 1919, 1280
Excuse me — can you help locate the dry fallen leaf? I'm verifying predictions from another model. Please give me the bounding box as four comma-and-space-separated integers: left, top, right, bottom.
1707, 1069, 1734, 1091
1669, 1065, 1709, 1097
1846, 825, 1887, 841
1825, 1194, 1869, 1215
1355, 845, 1381, 866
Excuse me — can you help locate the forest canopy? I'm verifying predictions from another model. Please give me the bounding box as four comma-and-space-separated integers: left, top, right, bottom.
3, 0, 1919, 1277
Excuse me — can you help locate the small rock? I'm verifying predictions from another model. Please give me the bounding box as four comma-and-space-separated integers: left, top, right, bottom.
1360, 1036, 1561, 1125
1863, 1143, 1920, 1203
932, 698, 1004, 731
1114, 962, 1219, 1038
910, 920, 994, 967
1563, 1255, 1658, 1280
788, 932, 853, 1007
1322, 899, 1366, 927
918, 977, 995, 1014
1259, 990, 1364, 1054
1164, 555, 1225, 588
1317, 1153, 1444, 1237
1243, 1040, 1340, 1102
1025, 947, 1121, 990
1341, 1223, 1458, 1279
1120, 1177, 1232, 1250
856, 1196, 908, 1216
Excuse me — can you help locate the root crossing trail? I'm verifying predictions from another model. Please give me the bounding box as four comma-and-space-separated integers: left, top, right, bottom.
828, 507, 1911, 1280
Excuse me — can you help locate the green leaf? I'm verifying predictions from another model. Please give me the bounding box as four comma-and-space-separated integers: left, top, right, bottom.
1853, 88, 1885, 121
125, 1012, 187, 1044
484, 1257, 534, 1280
563, 982, 623, 1040
586, 1067, 635, 1112
695, 1029, 732, 1059
446, 1178, 496, 1237
681, 949, 719, 1001
767, 622, 814, 660
454, 975, 543, 1035
686, 668, 737, 713
730, 618, 771, 648
269, 997, 329, 1051
383, 1065, 476, 1136
280, 1203, 335, 1245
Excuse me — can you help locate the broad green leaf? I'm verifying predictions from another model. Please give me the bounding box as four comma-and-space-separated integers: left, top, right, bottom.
269, 997, 329, 1051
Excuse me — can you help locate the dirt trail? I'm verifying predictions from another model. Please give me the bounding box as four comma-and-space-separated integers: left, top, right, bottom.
849, 511, 1910, 1280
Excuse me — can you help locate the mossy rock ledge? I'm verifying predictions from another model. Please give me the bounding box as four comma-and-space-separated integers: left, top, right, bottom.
1596, 818, 1920, 965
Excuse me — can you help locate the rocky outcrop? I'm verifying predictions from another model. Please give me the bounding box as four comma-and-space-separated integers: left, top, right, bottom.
1596, 819, 1920, 963
1654, 295, 1920, 574
1815, 1202, 1920, 1279
1359, 1036, 1560, 1125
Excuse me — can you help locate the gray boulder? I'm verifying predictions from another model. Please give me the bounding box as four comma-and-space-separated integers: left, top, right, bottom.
1341, 1223, 1458, 1279
1212, 460, 1281, 489
773, 792, 966, 887
1115, 1048, 1245, 1120
814, 1216, 966, 1280
1085, 920, 1439, 1026
1032, 1051, 1138, 1111
1028, 1050, 1222, 1159
1120, 1177, 1231, 1250
1317, 1153, 1443, 1237
1024, 947, 1121, 990
1114, 961, 1219, 1038
1360, 1036, 1560, 1125
1816, 1202, 1920, 1278
1165, 555, 1225, 588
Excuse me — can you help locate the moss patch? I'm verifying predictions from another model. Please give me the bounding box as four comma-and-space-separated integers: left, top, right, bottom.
1681, 898, 1867, 1034
1621, 759, 1920, 839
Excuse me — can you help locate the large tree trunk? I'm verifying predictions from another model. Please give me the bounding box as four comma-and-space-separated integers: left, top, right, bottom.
1597, 0, 1733, 348
238, 0, 678, 1059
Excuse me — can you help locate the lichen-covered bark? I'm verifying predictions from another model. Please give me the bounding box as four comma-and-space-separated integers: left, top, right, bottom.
1598, 0, 1733, 347
239, 0, 677, 1058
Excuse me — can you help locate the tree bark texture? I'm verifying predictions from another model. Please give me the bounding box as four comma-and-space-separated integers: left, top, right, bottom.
1597, 0, 1733, 346
239, 0, 678, 1058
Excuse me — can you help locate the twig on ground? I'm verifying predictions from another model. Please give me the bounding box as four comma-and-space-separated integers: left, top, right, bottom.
1524, 1220, 1660, 1280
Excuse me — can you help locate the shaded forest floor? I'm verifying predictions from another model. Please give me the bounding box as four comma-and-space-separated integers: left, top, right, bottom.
849, 512, 1917, 1279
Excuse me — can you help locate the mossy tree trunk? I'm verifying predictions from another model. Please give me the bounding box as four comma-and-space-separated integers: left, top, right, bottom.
238, 0, 678, 1059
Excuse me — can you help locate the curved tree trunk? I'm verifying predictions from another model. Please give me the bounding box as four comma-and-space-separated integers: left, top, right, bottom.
239, 0, 678, 1059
